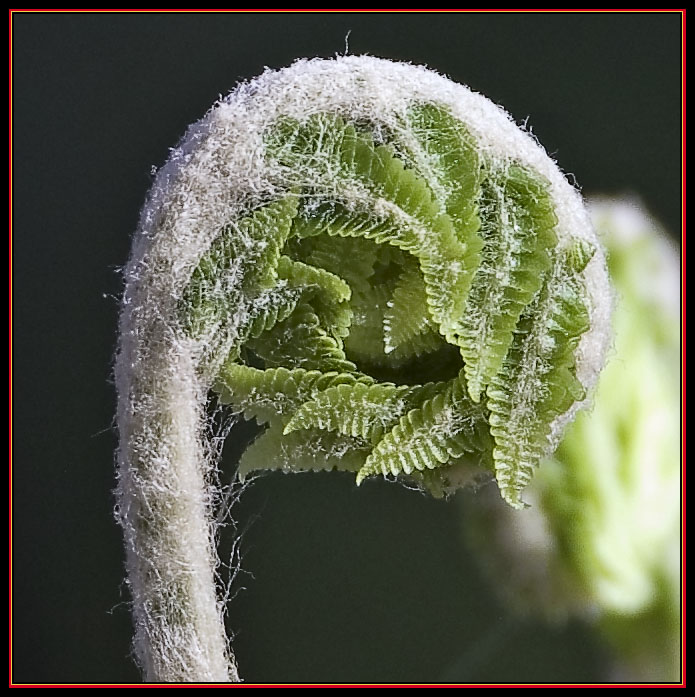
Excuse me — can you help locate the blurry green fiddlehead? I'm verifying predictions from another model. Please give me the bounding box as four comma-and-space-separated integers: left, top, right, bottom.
462, 199, 680, 682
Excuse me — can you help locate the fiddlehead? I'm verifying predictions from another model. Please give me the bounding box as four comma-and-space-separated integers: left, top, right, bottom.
115, 56, 611, 682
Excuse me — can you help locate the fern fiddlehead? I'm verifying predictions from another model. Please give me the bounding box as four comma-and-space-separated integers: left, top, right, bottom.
115, 56, 612, 682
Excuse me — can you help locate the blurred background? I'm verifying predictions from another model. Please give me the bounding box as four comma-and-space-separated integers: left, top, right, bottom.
12, 11, 682, 684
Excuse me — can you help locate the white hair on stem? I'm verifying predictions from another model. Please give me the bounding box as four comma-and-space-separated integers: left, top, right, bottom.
115, 55, 611, 683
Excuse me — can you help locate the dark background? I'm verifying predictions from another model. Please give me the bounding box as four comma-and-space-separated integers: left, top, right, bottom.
12, 11, 682, 685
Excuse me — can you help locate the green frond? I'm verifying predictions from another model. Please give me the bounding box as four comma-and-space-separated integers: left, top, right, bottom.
344, 282, 393, 366
241, 285, 303, 340
238, 424, 370, 481
284, 381, 418, 442
276, 255, 351, 303
357, 371, 490, 483
268, 114, 481, 348
284, 378, 451, 444
214, 363, 372, 425
276, 255, 353, 343
402, 103, 482, 243
246, 301, 357, 373
459, 165, 558, 402
383, 261, 442, 357
396, 104, 486, 347
487, 241, 594, 508
180, 195, 298, 338
288, 234, 379, 299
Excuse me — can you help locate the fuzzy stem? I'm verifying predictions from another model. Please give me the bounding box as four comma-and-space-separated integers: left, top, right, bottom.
116, 354, 236, 681
116, 342, 238, 682
115, 232, 239, 681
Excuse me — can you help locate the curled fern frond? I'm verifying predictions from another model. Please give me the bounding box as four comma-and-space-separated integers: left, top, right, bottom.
117, 56, 611, 682
176, 79, 607, 508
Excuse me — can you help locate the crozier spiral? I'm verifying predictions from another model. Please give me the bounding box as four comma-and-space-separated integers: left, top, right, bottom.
115, 56, 611, 682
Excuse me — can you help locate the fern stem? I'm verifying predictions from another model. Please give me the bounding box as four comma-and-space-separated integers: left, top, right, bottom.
115, 316, 238, 682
